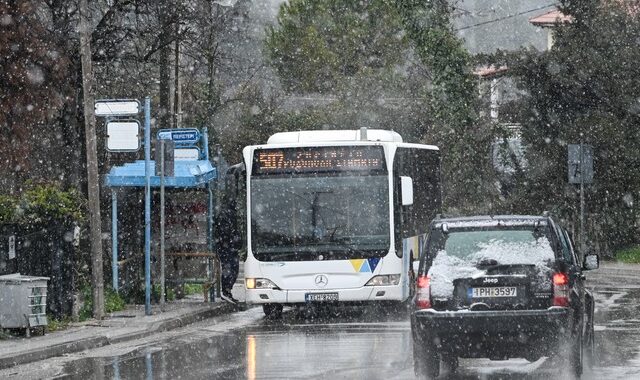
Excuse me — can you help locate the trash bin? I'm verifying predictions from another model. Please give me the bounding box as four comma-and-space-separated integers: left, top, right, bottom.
0, 274, 49, 336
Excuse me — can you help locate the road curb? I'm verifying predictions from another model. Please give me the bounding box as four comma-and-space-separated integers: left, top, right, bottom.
0, 336, 110, 370
0, 303, 237, 371
150, 302, 237, 335
587, 262, 640, 277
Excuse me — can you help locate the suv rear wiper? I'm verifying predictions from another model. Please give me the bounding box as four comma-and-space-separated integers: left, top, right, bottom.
475, 258, 499, 268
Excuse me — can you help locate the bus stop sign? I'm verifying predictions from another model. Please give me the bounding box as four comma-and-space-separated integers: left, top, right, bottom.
157, 129, 200, 145
568, 144, 594, 184
95, 100, 140, 116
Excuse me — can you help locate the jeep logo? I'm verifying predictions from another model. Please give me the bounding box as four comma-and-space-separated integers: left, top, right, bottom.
483, 278, 498, 284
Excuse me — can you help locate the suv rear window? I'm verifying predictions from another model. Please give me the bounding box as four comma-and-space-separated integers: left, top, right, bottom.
434, 229, 555, 264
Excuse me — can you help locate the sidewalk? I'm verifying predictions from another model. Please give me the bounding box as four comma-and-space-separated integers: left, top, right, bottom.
598, 260, 640, 275
595, 260, 640, 280
586, 260, 640, 287
0, 284, 246, 370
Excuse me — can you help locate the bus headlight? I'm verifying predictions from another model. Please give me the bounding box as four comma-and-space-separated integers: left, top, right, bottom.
246, 278, 278, 289
365, 274, 401, 286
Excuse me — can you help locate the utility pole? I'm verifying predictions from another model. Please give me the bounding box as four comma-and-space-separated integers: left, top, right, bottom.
159, 139, 166, 307
579, 135, 586, 256
173, 17, 182, 129
78, 0, 104, 319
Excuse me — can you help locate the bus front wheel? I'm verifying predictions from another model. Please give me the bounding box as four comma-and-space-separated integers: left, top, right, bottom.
263, 304, 283, 319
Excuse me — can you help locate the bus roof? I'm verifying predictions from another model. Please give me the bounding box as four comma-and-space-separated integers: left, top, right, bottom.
267, 129, 403, 144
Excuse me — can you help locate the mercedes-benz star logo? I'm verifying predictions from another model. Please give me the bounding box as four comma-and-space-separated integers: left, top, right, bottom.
314, 274, 328, 288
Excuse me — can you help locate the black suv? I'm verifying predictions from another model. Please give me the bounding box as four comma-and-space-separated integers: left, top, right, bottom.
411, 215, 598, 378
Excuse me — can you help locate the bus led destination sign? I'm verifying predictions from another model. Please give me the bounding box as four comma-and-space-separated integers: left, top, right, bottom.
254, 146, 385, 174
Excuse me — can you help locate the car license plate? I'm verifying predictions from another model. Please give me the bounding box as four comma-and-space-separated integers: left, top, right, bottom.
470, 287, 517, 298
305, 293, 339, 302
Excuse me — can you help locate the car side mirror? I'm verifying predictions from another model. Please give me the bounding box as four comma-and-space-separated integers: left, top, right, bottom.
583, 253, 599, 271
400, 176, 413, 206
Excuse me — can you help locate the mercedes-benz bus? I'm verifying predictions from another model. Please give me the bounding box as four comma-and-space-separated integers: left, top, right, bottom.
242, 129, 441, 317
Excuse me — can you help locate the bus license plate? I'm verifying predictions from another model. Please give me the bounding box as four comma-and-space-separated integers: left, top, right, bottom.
470, 287, 517, 298
305, 293, 339, 302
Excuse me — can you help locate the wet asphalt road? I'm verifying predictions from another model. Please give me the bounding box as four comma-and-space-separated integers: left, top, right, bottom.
32, 271, 640, 379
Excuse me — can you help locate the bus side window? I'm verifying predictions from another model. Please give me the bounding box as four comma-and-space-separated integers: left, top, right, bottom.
393, 149, 413, 254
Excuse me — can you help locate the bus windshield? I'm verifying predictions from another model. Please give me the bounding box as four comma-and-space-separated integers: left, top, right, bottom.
250, 174, 390, 261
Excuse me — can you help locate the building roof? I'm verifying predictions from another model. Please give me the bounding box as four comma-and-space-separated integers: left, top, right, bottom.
266, 129, 404, 144
529, 10, 573, 27
474, 65, 509, 79
105, 160, 217, 188
617, 0, 640, 15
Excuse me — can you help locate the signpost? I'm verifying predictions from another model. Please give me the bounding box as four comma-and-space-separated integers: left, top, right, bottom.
106, 121, 140, 152
568, 144, 593, 185
174, 148, 200, 161
568, 143, 594, 256
157, 139, 175, 306
143, 97, 152, 316
8, 235, 15, 260
95, 100, 140, 116
155, 139, 175, 176
95, 97, 153, 316
157, 128, 200, 145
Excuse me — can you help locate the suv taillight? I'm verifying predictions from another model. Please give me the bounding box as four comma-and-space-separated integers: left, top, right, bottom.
416, 275, 432, 309
552, 272, 569, 306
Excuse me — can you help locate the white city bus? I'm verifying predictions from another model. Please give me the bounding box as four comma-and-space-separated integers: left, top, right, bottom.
242, 129, 441, 317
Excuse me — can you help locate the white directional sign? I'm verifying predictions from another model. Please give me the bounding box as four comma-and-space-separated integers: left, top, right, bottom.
157, 129, 200, 144
107, 121, 141, 152
95, 100, 140, 116
174, 148, 200, 161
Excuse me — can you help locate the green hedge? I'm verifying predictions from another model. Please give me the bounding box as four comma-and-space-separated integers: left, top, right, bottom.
0, 183, 84, 225
616, 246, 640, 264
0, 195, 17, 223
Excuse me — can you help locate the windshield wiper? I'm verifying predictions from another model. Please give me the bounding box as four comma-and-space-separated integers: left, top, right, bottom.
257, 252, 301, 261
327, 237, 377, 257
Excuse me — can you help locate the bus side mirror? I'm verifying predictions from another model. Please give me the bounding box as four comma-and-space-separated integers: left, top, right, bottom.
400, 176, 414, 206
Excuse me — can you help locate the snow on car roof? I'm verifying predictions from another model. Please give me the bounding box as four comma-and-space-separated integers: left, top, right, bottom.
433, 215, 548, 229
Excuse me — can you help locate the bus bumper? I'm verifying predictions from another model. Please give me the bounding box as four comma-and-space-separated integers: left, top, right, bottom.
244, 284, 404, 305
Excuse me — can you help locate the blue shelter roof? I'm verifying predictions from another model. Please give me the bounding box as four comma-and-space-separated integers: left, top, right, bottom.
105, 160, 217, 188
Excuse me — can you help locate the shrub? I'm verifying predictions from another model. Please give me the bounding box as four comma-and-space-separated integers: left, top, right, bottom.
0, 183, 85, 225
47, 317, 71, 332
615, 246, 640, 264
0, 195, 17, 223
79, 285, 126, 321
21, 183, 84, 224
184, 283, 203, 296
152, 284, 176, 302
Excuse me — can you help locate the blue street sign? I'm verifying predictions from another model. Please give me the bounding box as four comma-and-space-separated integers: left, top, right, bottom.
157, 128, 200, 144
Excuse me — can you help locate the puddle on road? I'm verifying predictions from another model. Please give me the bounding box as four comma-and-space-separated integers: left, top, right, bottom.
56, 334, 246, 380
593, 287, 640, 368
56, 305, 413, 380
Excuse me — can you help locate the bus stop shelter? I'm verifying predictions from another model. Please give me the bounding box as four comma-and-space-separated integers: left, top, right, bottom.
105, 144, 219, 301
